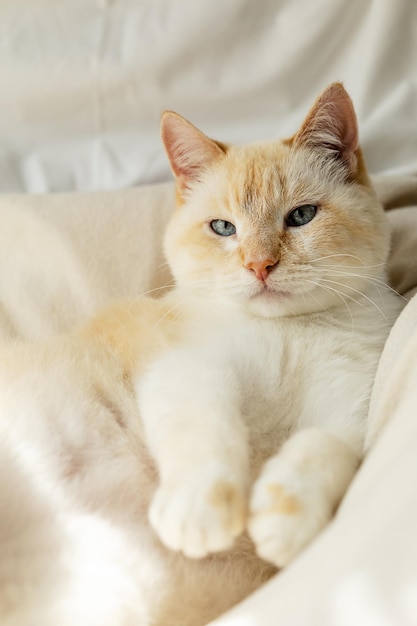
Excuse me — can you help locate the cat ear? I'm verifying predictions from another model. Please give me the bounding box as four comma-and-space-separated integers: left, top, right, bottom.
161, 111, 226, 190
293, 83, 359, 174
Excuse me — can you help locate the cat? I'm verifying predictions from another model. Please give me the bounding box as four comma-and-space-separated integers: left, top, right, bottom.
0, 83, 403, 626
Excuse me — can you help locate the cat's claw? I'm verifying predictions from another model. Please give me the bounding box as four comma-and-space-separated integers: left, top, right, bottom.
149, 466, 247, 559
248, 463, 332, 568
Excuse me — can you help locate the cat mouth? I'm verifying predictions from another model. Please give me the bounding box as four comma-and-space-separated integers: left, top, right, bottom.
251, 284, 292, 300
245, 284, 294, 317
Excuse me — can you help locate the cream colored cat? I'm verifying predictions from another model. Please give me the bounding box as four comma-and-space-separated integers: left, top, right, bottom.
0, 83, 403, 626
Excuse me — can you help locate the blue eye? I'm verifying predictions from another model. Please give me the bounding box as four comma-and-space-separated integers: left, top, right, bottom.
286, 205, 317, 227
210, 220, 236, 236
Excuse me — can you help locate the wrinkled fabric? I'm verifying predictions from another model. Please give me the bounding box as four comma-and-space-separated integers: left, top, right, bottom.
0, 0, 415, 192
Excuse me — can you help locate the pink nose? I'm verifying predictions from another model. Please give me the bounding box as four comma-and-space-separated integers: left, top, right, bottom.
246, 259, 278, 282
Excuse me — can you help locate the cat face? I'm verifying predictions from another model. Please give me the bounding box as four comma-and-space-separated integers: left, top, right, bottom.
162, 84, 390, 318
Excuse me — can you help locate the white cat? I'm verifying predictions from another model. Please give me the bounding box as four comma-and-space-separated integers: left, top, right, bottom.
0, 83, 402, 626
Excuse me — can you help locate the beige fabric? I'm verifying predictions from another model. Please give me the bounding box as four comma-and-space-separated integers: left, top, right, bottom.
375, 172, 417, 297
372, 173, 417, 212
387, 206, 417, 298
0, 183, 174, 340
366, 291, 417, 450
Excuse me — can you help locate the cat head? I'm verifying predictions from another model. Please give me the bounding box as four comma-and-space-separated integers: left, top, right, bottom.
161, 83, 390, 318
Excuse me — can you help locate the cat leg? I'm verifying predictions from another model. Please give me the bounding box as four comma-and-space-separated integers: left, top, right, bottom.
248, 428, 359, 567
137, 346, 249, 559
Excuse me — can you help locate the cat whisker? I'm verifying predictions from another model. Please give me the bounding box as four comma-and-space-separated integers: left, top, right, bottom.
304, 279, 355, 330
313, 261, 386, 270
310, 277, 371, 314
318, 278, 388, 320
310, 253, 385, 269
129, 283, 177, 303
317, 269, 407, 301
151, 295, 192, 330
157, 259, 172, 270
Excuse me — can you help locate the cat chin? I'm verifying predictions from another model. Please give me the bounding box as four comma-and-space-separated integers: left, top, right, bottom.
244, 289, 335, 318
244, 291, 296, 318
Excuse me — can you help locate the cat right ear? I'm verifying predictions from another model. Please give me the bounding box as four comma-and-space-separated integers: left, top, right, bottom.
292, 83, 359, 175
161, 112, 226, 191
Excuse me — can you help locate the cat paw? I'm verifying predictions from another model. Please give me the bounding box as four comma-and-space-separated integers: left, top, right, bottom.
248, 462, 331, 568
149, 464, 247, 559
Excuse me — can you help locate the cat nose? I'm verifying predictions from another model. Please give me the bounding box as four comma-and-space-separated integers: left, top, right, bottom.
245, 259, 278, 282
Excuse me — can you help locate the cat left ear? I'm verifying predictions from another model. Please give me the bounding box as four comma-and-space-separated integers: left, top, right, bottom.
293, 83, 359, 174
161, 111, 226, 191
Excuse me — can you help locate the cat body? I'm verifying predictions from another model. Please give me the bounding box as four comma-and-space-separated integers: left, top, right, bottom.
0, 84, 403, 625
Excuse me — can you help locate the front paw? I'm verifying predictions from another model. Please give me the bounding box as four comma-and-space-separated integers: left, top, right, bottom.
149, 464, 247, 559
248, 461, 332, 568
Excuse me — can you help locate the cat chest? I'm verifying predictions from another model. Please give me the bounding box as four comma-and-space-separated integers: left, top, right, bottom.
233, 327, 306, 434
233, 324, 377, 441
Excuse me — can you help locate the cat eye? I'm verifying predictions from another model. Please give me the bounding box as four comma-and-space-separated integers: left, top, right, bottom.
286, 205, 317, 228
210, 220, 236, 236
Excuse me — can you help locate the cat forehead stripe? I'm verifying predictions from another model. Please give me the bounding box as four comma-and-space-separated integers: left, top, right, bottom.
239, 159, 286, 215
